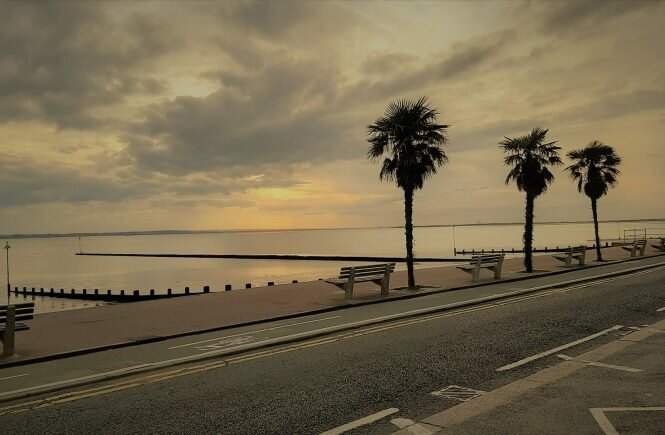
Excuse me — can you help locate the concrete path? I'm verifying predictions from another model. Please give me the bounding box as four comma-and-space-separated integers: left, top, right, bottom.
1, 245, 662, 367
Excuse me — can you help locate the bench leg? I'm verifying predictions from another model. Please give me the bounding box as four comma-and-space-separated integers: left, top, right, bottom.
380, 270, 390, 296
344, 277, 355, 300
471, 267, 480, 282
2, 306, 16, 357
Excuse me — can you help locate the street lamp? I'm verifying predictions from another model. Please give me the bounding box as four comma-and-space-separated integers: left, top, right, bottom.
4, 241, 10, 304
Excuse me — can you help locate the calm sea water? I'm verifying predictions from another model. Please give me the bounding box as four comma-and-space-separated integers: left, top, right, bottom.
3, 221, 663, 312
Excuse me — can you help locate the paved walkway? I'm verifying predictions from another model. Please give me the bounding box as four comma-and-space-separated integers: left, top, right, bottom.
2, 244, 663, 366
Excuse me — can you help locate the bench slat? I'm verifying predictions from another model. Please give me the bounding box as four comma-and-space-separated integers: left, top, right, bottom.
340, 264, 395, 271
0, 314, 34, 323
0, 307, 35, 315
0, 302, 35, 310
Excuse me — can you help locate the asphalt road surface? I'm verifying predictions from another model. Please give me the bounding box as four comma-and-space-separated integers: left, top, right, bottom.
1, 266, 664, 434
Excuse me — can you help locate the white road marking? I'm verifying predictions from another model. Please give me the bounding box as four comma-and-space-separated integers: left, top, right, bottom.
496, 325, 623, 371
168, 316, 342, 349
556, 354, 643, 372
195, 336, 257, 351
430, 385, 485, 401
319, 408, 399, 435
390, 418, 438, 434
590, 407, 665, 435
0, 373, 29, 381
657, 306, 665, 312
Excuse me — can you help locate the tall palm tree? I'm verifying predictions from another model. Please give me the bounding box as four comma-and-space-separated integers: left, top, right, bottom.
500, 128, 562, 273
566, 141, 621, 262
367, 97, 449, 289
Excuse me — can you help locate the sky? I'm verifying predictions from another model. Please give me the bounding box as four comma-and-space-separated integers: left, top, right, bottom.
1, 0, 664, 234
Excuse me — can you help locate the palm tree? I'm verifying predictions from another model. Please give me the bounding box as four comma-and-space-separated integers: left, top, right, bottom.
367, 97, 449, 289
500, 128, 562, 273
566, 141, 621, 262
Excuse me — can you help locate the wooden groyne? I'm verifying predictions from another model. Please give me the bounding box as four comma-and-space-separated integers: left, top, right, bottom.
75, 253, 462, 262
9, 281, 299, 303
454, 242, 611, 256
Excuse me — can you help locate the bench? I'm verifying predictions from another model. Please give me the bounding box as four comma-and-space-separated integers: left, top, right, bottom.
456, 254, 505, 282
651, 238, 665, 252
1, 302, 35, 357
552, 245, 587, 267
325, 263, 395, 300
621, 239, 647, 257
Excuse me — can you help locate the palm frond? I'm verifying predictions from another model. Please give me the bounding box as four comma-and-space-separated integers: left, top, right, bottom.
367, 97, 449, 191
564, 140, 621, 200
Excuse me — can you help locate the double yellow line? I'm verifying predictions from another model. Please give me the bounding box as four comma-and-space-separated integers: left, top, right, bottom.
2, 263, 664, 416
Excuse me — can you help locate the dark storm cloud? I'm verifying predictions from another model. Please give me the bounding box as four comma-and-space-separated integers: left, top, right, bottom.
0, 2, 173, 129
538, 0, 657, 35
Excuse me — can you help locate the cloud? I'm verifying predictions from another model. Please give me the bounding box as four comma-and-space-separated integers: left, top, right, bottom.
124, 55, 360, 176
0, 150, 304, 208
0, 153, 150, 207
340, 29, 515, 105
537, 0, 657, 35
0, 2, 174, 129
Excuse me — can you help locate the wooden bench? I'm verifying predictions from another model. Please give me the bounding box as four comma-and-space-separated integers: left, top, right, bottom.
552, 245, 587, 267
456, 254, 505, 282
621, 239, 647, 257
1, 302, 35, 357
651, 238, 665, 252
325, 263, 395, 300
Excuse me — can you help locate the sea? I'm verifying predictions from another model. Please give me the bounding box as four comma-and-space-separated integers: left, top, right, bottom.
3, 220, 663, 312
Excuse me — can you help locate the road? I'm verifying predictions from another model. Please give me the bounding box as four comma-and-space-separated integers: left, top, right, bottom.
1, 261, 664, 434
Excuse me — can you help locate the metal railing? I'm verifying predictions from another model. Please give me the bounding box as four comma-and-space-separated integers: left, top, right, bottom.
622, 228, 665, 241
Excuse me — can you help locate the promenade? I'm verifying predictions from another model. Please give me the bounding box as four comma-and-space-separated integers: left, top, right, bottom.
2, 244, 663, 367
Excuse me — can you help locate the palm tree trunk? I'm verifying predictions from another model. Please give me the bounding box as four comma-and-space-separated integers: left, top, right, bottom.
591, 197, 603, 262
404, 187, 416, 289
524, 193, 535, 273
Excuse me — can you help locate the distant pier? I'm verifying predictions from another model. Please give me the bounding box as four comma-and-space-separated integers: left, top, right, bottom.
75, 253, 463, 262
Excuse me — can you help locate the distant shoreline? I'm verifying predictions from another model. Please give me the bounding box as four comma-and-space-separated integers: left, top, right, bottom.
2, 218, 664, 240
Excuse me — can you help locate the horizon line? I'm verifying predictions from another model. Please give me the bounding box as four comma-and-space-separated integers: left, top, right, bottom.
2, 217, 664, 241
